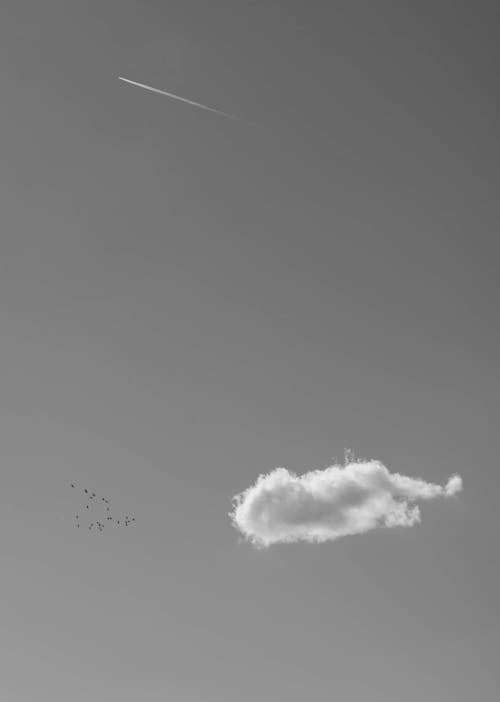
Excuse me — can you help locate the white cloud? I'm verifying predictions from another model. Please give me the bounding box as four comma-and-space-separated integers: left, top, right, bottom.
230, 459, 462, 547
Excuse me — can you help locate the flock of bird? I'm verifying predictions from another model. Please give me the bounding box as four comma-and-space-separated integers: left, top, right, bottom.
70, 483, 135, 532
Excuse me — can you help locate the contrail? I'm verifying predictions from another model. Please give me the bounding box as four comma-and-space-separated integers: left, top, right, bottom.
118, 76, 244, 122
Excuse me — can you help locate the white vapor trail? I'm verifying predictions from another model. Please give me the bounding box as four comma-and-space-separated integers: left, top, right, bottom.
118, 76, 244, 121
230, 459, 463, 547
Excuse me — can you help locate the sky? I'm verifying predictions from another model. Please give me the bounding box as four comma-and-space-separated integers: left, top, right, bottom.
0, 1, 499, 699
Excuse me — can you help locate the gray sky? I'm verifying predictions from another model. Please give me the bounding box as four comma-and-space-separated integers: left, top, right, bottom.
1, 1, 499, 700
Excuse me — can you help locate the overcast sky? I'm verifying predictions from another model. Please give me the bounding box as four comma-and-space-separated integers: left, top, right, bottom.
1, 2, 499, 700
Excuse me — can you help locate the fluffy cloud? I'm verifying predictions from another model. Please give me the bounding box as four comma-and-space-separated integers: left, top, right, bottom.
230, 459, 462, 547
